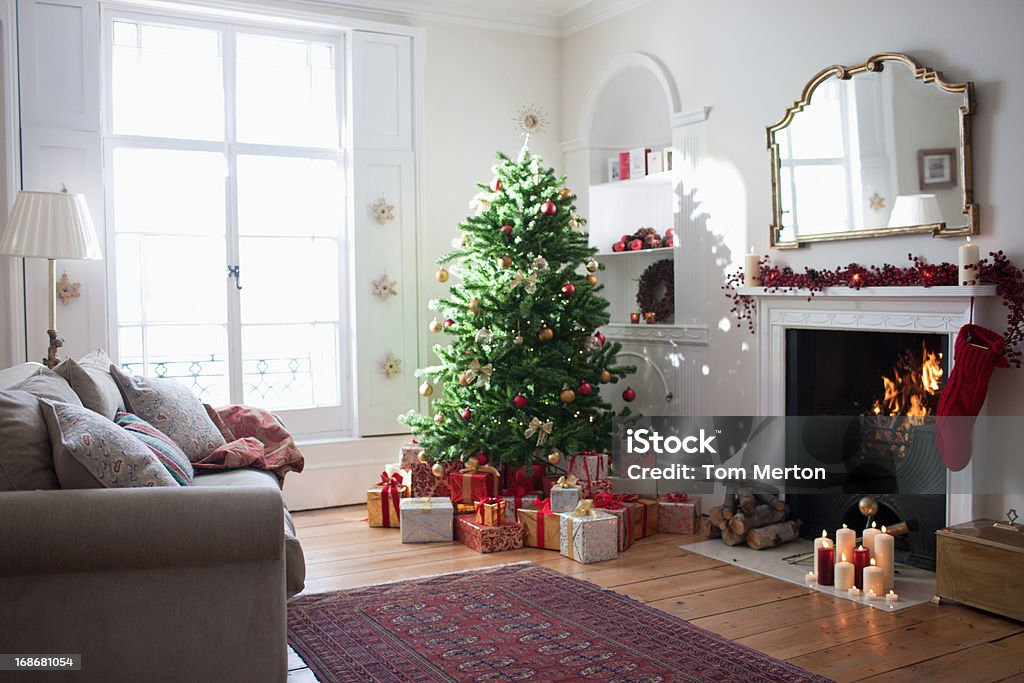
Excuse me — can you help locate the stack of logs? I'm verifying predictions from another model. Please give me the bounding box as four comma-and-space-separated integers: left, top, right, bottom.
702, 491, 802, 550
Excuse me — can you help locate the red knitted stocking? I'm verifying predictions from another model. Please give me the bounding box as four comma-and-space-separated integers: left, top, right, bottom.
936, 324, 1007, 471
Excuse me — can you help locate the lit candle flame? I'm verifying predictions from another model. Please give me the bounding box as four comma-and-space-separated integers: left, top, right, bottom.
881, 525, 887, 533
870, 558, 876, 566
858, 544, 864, 550
842, 553, 847, 562
842, 523, 848, 529
872, 521, 877, 529
821, 530, 827, 538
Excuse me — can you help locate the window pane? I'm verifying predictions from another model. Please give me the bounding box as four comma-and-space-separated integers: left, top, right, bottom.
140, 235, 227, 323
236, 34, 338, 147
789, 81, 845, 160
115, 234, 143, 323
239, 237, 338, 324
242, 323, 338, 409
237, 156, 343, 237
119, 325, 229, 406
112, 148, 227, 236
111, 20, 224, 140
794, 165, 850, 231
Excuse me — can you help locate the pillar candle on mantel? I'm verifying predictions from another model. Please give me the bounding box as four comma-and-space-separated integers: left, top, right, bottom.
852, 545, 871, 589
816, 546, 835, 586
875, 526, 896, 591
834, 552, 855, 591
959, 236, 980, 286
813, 530, 831, 575
745, 247, 761, 286
862, 521, 880, 557
863, 558, 884, 599
835, 524, 856, 566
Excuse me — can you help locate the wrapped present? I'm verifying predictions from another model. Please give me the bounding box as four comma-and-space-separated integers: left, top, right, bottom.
548, 474, 581, 513
454, 515, 525, 553
455, 502, 476, 515
474, 497, 507, 526
559, 499, 618, 564
399, 439, 424, 468
400, 497, 454, 543
409, 460, 461, 498
657, 493, 701, 534
367, 472, 409, 528
500, 482, 540, 523
503, 464, 545, 493
449, 461, 501, 505
384, 463, 412, 487
517, 499, 560, 550
568, 452, 610, 482
616, 494, 659, 538
579, 477, 612, 500
593, 492, 635, 551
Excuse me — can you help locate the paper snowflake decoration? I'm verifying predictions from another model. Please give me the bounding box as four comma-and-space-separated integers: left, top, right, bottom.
514, 104, 548, 137
379, 352, 402, 378
869, 193, 886, 212
372, 274, 398, 299
370, 198, 395, 225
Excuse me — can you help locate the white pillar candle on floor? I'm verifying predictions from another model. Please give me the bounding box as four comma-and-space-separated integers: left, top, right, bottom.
835, 524, 856, 567
862, 521, 880, 557
834, 553, 855, 591
875, 527, 895, 591
863, 559, 884, 599
959, 236, 980, 286
813, 530, 830, 575
745, 247, 762, 286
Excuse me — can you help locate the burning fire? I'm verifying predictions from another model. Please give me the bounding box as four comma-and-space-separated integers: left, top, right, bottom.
872, 343, 944, 418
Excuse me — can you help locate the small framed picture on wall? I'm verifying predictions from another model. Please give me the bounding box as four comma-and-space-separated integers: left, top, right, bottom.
608, 157, 620, 182
918, 148, 957, 190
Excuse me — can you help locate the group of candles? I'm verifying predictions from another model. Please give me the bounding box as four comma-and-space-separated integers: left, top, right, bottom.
629, 312, 657, 324
805, 522, 898, 604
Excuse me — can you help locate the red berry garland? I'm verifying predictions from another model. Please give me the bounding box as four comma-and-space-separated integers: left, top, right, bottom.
723, 252, 1024, 367
637, 258, 675, 322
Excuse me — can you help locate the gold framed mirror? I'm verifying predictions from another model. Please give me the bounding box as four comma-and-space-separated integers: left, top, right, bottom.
768, 53, 976, 248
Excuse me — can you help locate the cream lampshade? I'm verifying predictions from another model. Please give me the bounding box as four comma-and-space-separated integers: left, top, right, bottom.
0, 189, 102, 367
887, 194, 944, 228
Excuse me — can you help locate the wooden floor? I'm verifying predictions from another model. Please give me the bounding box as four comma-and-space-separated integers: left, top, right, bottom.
286, 505, 1024, 682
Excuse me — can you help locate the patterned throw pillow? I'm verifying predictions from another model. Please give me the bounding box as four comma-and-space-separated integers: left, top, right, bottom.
114, 412, 194, 486
40, 400, 178, 489
54, 357, 122, 419
109, 365, 226, 462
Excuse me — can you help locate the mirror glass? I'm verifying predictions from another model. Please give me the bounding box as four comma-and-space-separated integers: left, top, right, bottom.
769, 54, 975, 247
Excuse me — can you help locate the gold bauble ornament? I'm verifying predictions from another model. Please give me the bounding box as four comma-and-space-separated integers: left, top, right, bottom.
560, 388, 576, 404
469, 298, 481, 314
459, 372, 472, 387
419, 382, 434, 397
429, 318, 443, 333
586, 259, 599, 273
499, 255, 513, 269
433, 413, 445, 425
586, 274, 598, 286
858, 496, 879, 518
559, 187, 573, 200
431, 462, 446, 477
417, 451, 429, 463
538, 326, 554, 342
513, 334, 524, 345
600, 369, 612, 384
547, 449, 563, 465
436, 268, 449, 283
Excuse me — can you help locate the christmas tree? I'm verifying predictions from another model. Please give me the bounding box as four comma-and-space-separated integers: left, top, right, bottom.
399, 145, 634, 469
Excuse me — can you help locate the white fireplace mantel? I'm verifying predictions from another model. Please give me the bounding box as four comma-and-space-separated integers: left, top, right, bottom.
736, 285, 997, 299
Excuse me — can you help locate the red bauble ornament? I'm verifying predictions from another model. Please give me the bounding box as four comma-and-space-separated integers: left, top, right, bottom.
443, 318, 455, 329
665, 228, 675, 238
622, 386, 636, 402
541, 200, 557, 215
595, 332, 606, 346
577, 381, 592, 396
666, 236, 675, 247
461, 407, 472, 421
629, 239, 643, 251
475, 453, 490, 466
612, 241, 626, 252
513, 394, 528, 409
501, 223, 513, 236
492, 178, 502, 192
561, 282, 575, 297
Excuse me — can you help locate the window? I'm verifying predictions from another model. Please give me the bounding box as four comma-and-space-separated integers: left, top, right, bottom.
104, 13, 348, 436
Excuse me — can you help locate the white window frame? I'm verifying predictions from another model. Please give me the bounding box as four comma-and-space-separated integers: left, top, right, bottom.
100, 5, 353, 438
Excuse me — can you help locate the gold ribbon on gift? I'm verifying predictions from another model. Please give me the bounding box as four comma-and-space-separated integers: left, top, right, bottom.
524, 417, 554, 446
555, 474, 579, 489
456, 461, 501, 503
465, 359, 493, 387
570, 498, 599, 518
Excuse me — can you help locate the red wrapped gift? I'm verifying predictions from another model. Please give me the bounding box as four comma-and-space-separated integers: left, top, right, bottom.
593, 492, 635, 551
505, 463, 545, 492
399, 439, 424, 469
657, 493, 701, 534
518, 499, 560, 550
474, 497, 507, 526
366, 471, 409, 528
449, 462, 500, 504
409, 460, 462, 498
615, 494, 659, 538
454, 515, 525, 553
568, 452, 610, 482
579, 477, 612, 500
500, 477, 541, 523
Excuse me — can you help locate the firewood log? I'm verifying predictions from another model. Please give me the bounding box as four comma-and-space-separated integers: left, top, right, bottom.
755, 492, 786, 511
700, 515, 721, 539
738, 491, 757, 516
728, 503, 790, 535
722, 492, 737, 517
708, 505, 729, 531
721, 526, 747, 546
746, 520, 801, 550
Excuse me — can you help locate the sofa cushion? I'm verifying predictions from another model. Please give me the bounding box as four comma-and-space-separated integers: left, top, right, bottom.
109, 365, 226, 462
54, 357, 122, 419
13, 367, 82, 406
0, 390, 59, 491
114, 412, 194, 486
41, 400, 178, 489
78, 350, 125, 411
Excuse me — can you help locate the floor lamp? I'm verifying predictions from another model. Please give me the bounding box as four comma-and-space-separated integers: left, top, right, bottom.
0, 188, 102, 368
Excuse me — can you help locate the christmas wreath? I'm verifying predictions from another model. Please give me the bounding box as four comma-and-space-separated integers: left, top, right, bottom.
637, 258, 674, 322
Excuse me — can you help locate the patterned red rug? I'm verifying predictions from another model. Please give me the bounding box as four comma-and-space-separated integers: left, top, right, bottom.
287, 563, 830, 682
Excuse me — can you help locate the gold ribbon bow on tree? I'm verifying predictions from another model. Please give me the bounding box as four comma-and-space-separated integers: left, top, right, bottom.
510, 270, 537, 294
524, 417, 554, 446
555, 474, 579, 489
571, 498, 599, 518
465, 359, 493, 387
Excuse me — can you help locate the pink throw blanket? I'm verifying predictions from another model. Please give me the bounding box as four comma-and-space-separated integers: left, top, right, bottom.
198, 404, 305, 484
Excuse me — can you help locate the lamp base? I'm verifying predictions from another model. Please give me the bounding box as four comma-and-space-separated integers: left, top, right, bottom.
43, 329, 64, 369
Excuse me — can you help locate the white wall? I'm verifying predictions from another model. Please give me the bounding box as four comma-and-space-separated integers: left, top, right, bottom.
560, 0, 1024, 519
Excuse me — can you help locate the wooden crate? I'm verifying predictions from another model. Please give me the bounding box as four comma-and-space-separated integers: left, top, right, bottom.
936, 519, 1024, 622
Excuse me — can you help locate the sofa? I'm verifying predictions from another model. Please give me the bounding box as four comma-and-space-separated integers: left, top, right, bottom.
0, 361, 305, 683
